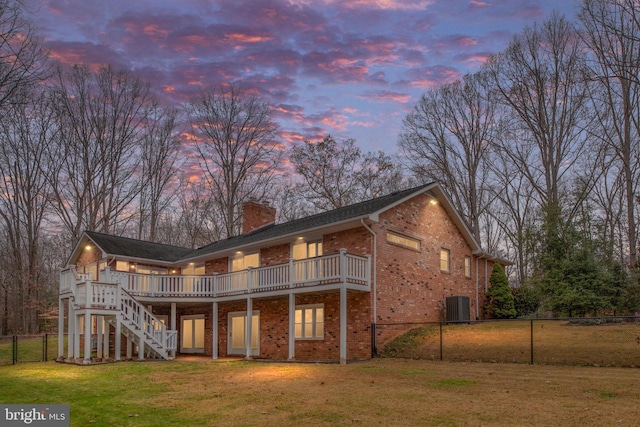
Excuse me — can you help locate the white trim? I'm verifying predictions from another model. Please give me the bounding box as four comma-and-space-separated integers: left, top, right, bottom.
294, 304, 324, 340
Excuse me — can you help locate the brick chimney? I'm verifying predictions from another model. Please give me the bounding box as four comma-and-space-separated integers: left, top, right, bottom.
242, 199, 276, 234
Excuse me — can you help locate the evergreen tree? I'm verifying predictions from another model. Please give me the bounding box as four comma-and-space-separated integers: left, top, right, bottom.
484, 263, 517, 319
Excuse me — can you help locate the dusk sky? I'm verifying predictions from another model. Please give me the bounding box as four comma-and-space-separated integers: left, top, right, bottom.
26, 0, 580, 154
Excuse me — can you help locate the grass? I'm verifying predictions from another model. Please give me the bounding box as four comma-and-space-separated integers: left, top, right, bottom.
380, 319, 640, 367
1, 358, 640, 426
0, 335, 61, 365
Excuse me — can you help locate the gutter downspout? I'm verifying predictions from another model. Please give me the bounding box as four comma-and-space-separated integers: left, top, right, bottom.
474, 252, 486, 321
361, 219, 377, 356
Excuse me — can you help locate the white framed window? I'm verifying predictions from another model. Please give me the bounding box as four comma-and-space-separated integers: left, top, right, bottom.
115, 261, 129, 271
292, 240, 323, 260
294, 304, 324, 339
387, 231, 421, 251
230, 252, 260, 272
182, 262, 205, 275
440, 248, 450, 273
464, 256, 471, 278
137, 265, 168, 275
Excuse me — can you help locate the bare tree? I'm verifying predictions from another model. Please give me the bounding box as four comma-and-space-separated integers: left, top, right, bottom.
47, 64, 155, 243
0, 0, 49, 110
485, 12, 594, 223
290, 135, 405, 212
0, 88, 55, 333
399, 71, 500, 244
186, 83, 281, 238
579, 0, 640, 267
137, 106, 182, 242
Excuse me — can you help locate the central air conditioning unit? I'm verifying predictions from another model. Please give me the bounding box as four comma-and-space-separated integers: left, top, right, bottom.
446, 296, 470, 323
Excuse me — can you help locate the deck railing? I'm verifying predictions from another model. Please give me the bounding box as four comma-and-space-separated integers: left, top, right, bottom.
62, 249, 371, 299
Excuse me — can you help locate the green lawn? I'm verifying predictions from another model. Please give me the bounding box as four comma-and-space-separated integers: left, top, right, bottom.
0, 335, 61, 365
1, 358, 640, 426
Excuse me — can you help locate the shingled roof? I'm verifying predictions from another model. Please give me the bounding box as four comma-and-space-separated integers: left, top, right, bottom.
73, 182, 466, 266
84, 231, 193, 262
185, 183, 435, 259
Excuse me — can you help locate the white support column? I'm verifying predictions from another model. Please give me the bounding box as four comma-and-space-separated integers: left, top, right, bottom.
126, 337, 133, 358
96, 316, 103, 359
115, 318, 121, 361
84, 313, 92, 362
212, 302, 218, 359
73, 312, 80, 359
67, 304, 75, 359
58, 298, 64, 359
102, 317, 109, 359
340, 286, 347, 365
245, 297, 253, 360
288, 293, 295, 360
138, 339, 145, 360
170, 303, 177, 359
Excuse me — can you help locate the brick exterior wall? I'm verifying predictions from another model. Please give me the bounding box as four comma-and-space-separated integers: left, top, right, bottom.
71, 189, 500, 363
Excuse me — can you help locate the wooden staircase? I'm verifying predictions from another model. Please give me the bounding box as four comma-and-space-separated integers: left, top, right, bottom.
64, 268, 176, 362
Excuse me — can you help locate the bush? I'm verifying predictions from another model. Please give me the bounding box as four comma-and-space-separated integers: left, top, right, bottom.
484, 264, 516, 319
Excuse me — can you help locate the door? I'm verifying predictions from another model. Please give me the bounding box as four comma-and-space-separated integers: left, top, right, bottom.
181, 315, 205, 354
228, 311, 259, 356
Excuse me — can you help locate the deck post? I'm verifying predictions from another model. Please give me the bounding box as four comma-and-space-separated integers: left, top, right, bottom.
126, 337, 132, 358
58, 298, 64, 359
170, 303, 177, 359
67, 304, 75, 359
245, 297, 253, 360
212, 302, 218, 359
288, 293, 295, 360
84, 313, 92, 362
340, 285, 347, 365
102, 317, 109, 359
115, 318, 121, 361
96, 315, 103, 358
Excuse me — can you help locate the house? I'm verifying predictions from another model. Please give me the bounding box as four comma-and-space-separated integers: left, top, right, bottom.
57, 182, 506, 364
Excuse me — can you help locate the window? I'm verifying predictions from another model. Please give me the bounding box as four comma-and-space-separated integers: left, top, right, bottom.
115, 261, 129, 271
464, 256, 471, 278
387, 231, 420, 251
230, 253, 260, 272
183, 262, 205, 275
292, 240, 323, 260
137, 265, 168, 275
294, 305, 324, 339
440, 248, 450, 272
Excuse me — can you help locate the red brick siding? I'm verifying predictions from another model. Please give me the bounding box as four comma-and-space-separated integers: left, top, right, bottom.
206, 258, 228, 275
260, 244, 290, 266
242, 200, 276, 234
371, 193, 480, 346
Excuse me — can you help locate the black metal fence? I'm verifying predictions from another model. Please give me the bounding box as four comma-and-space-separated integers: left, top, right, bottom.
376, 316, 640, 367
0, 334, 61, 365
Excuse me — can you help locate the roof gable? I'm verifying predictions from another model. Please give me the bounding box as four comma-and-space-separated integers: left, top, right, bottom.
68, 231, 193, 266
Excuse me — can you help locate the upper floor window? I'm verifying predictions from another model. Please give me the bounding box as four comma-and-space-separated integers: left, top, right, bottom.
440, 248, 450, 273
387, 231, 421, 251
183, 262, 205, 275
231, 253, 259, 272
115, 260, 129, 271
137, 265, 168, 275
464, 256, 472, 278
292, 240, 323, 260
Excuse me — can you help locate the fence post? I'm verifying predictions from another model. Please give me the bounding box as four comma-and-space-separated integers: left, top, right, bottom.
45, 334, 49, 362
439, 320, 443, 361
530, 319, 534, 365
12, 336, 17, 364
